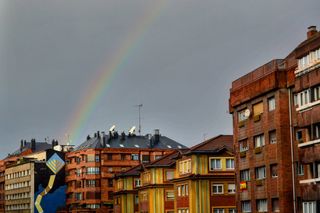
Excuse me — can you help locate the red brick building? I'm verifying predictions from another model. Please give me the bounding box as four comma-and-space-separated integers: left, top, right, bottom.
65, 129, 186, 212
230, 26, 320, 213
289, 26, 320, 213
0, 160, 5, 212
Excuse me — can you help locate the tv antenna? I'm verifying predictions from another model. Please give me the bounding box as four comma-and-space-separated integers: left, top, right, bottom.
134, 104, 143, 135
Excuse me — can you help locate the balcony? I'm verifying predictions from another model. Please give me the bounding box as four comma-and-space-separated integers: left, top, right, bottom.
300, 177, 320, 184
299, 180, 320, 200
296, 99, 320, 112
298, 138, 320, 148
299, 143, 320, 163
295, 60, 320, 77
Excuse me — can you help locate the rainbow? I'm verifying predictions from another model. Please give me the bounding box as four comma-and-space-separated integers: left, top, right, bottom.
60, 1, 168, 144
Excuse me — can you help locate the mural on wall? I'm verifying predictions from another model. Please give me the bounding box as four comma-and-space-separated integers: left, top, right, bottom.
34, 152, 66, 213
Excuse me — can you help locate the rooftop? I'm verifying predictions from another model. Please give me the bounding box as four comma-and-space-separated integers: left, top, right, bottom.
186, 134, 233, 155
74, 130, 187, 151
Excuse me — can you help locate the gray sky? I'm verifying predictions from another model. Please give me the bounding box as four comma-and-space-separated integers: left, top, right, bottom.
1, 0, 319, 158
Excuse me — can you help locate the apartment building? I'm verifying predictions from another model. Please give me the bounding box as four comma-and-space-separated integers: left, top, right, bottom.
229, 59, 294, 213
0, 160, 5, 212
65, 128, 186, 212
229, 26, 320, 213
113, 165, 142, 213
171, 135, 236, 213
4, 149, 67, 213
289, 26, 320, 213
138, 150, 184, 213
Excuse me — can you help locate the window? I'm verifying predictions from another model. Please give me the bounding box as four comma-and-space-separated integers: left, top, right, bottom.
142, 155, 150, 163
313, 86, 320, 101
108, 191, 113, 200
240, 169, 250, 181
121, 154, 126, 160
165, 170, 174, 181
165, 191, 174, 201
228, 209, 236, 213
178, 209, 189, 213
117, 180, 124, 190
226, 159, 235, 169
269, 131, 277, 144
179, 159, 191, 174
214, 209, 224, 213
108, 178, 113, 187
268, 97, 276, 111
141, 191, 148, 201
296, 89, 311, 108
296, 130, 303, 142
210, 158, 221, 170
253, 102, 263, 116
313, 123, 320, 140
256, 199, 267, 212
303, 201, 316, 213
142, 172, 151, 185
270, 164, 278, 178
87, 154, 95, 162
241, 201, 251, 213
131, 154, 139, 161
134, 178, 141, 187
239, 139, 248, 152
254, 134, 265, 148
134, 195, 139, 204
155, 155, 163, 160
296, 162, 304, 176
177, 184, 188, 197
238, 109, 248, 122
255, 166, 266, 180
228, 184, 235, 194
107, 154, 113, 160
272, 198, 279, 212
95, 155, 100, 162
87, 167, 100, 175
212, 184, 224, 194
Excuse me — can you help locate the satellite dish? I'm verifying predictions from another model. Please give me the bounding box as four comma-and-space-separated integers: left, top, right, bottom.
109, 125, 116, 132
244, 109, 251, 118
129, 126, 136, 134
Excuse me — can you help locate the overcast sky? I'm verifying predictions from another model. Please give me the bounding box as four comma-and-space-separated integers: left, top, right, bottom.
0, 0, 319, 158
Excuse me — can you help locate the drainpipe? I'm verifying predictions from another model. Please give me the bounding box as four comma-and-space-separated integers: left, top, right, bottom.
288, 87, 297, 213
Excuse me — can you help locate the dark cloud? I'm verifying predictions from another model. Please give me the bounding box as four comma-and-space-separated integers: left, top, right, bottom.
1, 0, 319, 158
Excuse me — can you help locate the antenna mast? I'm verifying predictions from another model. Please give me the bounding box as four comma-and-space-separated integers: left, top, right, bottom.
135, 104, 143, 135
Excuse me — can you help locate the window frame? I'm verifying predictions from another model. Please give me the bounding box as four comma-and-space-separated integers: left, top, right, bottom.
211, 183, 224, 195
209, 158, 222, 171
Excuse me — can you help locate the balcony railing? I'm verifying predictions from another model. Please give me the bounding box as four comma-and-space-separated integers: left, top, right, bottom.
295, 60, 320, 77
296, 99, 320, 112
299, 177, 320, 184
298, 138, 320, 148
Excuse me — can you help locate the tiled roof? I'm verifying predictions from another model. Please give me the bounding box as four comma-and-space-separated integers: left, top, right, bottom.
187, 135, 233, 154
114, 164, 142, 178
145, 149, 189, 168
74, 133, 187, 151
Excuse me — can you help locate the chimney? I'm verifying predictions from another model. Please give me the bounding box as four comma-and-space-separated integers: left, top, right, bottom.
154, 129, 160, 144
102, 131, 106, 147
31, 139, 36, 151
24, 140, 27, 146
120, 132, 126, 141
97, 131, 101, 139
87, 135, 91, 140
52, 140, 58, 149
307, 26, 317, 39
20, 140, 24, 152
